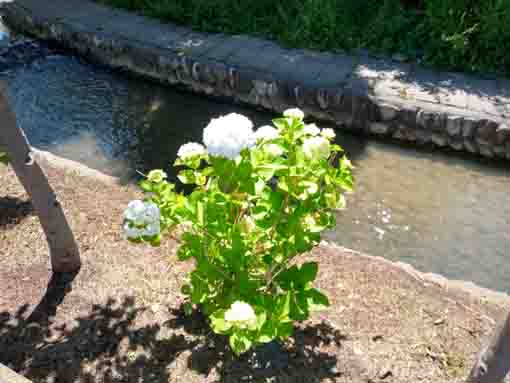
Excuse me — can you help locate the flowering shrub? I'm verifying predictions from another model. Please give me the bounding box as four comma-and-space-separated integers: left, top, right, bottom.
123, 108, 353, 355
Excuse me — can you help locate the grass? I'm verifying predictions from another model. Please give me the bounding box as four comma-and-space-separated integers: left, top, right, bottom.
97, 0, 510, 76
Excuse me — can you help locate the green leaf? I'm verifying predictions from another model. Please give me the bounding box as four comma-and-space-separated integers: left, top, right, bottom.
276, 266, 299, 291
229, 332, 252, 356
139, 179, 153, 192
290, 291, 309, 321
277, 292, 292, 320
276, 322, 294, 340
183, 302, 193, 316
306, 288, 330, 311
178, 169, 196, 184
210, 310, 232, 334
298, 262, 318, 285
0, 151, 8, 165
272, 118, 289, 131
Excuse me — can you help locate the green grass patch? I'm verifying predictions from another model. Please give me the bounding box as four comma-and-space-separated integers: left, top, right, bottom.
97, 0, 510, 76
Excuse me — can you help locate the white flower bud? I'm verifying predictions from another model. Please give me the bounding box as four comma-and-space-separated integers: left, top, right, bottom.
321, 128, 336, 140
303, 123, 320, 136
224, 301, 256, 327
177, 142, 206, 159
254, 125, 279, 141
283, 108, 305, 120
147, 169, 167, 183
303, 136, 330, 160
264, 144, 284, 157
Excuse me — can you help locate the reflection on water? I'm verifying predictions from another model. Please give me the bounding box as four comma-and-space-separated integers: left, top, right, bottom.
2, 53, 510, 292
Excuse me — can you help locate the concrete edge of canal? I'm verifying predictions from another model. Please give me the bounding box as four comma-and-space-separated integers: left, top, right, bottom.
3, 0, 510, 160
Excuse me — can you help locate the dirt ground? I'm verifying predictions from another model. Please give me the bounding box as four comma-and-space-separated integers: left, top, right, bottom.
1, 159, 509, 383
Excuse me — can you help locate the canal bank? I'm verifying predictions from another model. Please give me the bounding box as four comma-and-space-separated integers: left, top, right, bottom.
1, 17, 510, 293
2, 0, 510, 160
1, 156, 509, 383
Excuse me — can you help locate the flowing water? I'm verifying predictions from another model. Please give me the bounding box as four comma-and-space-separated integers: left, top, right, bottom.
2, 23, 510, 292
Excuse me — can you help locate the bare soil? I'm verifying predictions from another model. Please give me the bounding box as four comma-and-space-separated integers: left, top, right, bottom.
1, 160, 509, 383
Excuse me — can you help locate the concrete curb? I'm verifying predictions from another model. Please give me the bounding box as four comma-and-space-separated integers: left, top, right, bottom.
32, 148, 121, 186
320, 242, 510, 316
2, 0, 510, 160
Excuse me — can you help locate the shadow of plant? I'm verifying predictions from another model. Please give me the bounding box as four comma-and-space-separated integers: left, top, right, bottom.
0, 196, 33, 229
0, 275, 342, 383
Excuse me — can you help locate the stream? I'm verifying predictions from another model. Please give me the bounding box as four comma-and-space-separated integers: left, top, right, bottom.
2, 22, 510, 293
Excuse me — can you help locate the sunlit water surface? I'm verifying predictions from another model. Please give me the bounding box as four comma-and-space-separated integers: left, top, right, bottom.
2, 27, 509, 292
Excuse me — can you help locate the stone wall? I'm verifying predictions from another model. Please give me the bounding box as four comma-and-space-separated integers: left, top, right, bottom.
3, 0, 510, 160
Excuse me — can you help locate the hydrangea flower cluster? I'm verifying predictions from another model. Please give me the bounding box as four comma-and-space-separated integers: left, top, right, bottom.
177, 142, 206, 159
253, 125, 279, 141
123, 200, 161, 239
283, 108, 305, 120
203, 113, 256, 159
303, 123, 320, 136
321, 128, 336, 140
224, 301, 257, 328
303, 136, 331, 160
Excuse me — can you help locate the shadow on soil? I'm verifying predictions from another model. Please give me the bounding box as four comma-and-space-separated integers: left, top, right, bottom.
0, 273, 343, 383
0, 196, 33, 228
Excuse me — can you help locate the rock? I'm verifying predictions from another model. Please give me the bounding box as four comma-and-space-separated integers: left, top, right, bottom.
496, 124, 510, 145
446, 116, 462, 137
464, 139, 478, 154
370, 122, 389, 135
493, 145, 506, 158
379, 104, 398, 121
449, 138, 464, 151
478, 144, 494, 158
431, 133, 447, 147
462, 118, 476, 138
317, 89, 329, 109
415, 129, 431, 144
392, 127, 406, 140
476, 120, 497, 145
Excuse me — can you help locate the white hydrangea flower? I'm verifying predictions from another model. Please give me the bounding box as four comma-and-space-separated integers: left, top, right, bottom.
124, 200, 146, 224
147, 169, 167, 183
142, 221, 161, 237
321, 128, 336, 140
254, 125, 279, 141
303, 123, 320, 136
224, 301, 256, 327
140, 202, 160, 223
177, 142, 206, 159
124, 200, 161, 238
283, 108, 305, 120
264, 143, 284, 157
124, 222, 144, 239
303, 136, 330, 160
203, 113, 255, 159
124, 221, 161, 239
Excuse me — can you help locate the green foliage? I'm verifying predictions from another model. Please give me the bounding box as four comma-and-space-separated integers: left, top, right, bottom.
98, 0, 510, 75
0, 151, 9, 165
130, 113, 353, 355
